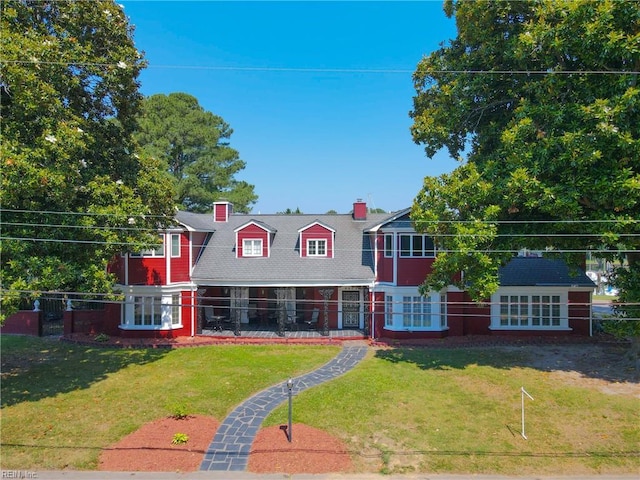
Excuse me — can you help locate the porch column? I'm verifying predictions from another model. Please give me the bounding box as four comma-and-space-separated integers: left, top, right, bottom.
364, 289, 370, 336
275, 288, 287, 337
196, 288, 206, 335
229, 287, 242, 336
319, 288, 333, 336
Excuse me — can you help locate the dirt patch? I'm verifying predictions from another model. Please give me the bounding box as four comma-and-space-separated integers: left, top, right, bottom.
99, 415, 219, 472
99, 418, 352, 473
248, 423, 354, 474
512, 343, 640, 397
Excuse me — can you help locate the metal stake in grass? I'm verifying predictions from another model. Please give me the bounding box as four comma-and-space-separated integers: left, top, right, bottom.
521, 386, 534, 440
286, 378, 293, 442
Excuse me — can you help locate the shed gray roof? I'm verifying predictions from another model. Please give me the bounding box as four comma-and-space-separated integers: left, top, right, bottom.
498, 257, 595, 287
191, 212, 392, 286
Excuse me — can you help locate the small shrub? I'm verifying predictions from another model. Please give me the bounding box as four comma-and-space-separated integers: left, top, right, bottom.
94, 333, 110, 342
168, 402, 189, 419
171, 432, 189, 445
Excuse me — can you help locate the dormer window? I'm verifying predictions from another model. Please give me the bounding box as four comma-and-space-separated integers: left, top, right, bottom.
235, 220, 275, 258
307, 239, 327, 257
298, 221, 334, 258
243, 239, 263, 257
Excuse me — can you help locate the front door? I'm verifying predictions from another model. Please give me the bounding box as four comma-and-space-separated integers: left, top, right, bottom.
342, 290, 360, 328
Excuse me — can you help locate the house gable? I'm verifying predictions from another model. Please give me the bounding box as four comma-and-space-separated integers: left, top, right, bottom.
298, 221, 335, 258
234, 220, 276, 258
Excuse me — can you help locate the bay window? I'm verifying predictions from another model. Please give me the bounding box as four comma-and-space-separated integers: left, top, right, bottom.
383, 289, 446, 331
122, 293, 182, 329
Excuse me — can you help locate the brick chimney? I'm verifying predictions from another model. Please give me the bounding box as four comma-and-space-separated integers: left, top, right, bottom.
213, 201, 233, 222
352, 199, 367, 221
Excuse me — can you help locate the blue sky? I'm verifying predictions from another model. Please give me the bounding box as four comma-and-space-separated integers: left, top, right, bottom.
120, 1, 460, 214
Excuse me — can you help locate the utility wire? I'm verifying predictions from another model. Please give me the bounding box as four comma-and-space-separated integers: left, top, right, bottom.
3, 60, 639, 76
2, 208, 638, 224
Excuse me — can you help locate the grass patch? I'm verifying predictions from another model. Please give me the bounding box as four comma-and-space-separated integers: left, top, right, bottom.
0, 335, 338, 470
264, 347, 640, 475
2, 337, 638, 474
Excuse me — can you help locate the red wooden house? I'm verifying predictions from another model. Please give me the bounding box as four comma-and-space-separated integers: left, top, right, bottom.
99, 199, 597, 340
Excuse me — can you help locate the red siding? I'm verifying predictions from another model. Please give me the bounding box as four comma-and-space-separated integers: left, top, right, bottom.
462, 295, 491, 335
372, 291, 385, 338
169, 232, 191, 283
396, 257, 435, 286
108, 256, 126, 283
446, 291, 466, 336
375, 234, 394, 283
568, 291, 592, 335
127, 256, 167, 285
214, 202, 232, 222
300, 224, 333, 258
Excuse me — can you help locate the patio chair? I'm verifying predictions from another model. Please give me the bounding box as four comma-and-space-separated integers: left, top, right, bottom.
304, 308, 319, 330
204, 305, 225, 331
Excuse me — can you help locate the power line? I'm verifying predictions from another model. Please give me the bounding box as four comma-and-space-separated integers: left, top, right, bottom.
3, 60, 639, 76
2, 236, 638, 254
3, 208, 639, 224
1, 208, 172, 219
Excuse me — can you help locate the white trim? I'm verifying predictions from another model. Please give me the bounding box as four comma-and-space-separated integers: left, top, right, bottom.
242, 238, 263, 257
297, 220, 336, 233
384, 233, 394, 258
306, 238, 328, 257
398, 233, 436, 258
367, 207, 412, 232
170, 233, 181, 258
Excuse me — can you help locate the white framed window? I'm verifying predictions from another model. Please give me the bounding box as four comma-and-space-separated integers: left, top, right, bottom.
122, 293, 182, 329
440, 293, 447, 328
384, 234, 394, 258
171, 294, 181, 325
492, 290, 566, 330
385, 295, 393, 326
171, 234, 181, 257
133, 296, 162, 326
131, 234, 165, 257
382, 289, 446, 331
243, 239, 263, 257
399, 234, 435, 257
307, 239, 327, 256
402, 296, 432, 327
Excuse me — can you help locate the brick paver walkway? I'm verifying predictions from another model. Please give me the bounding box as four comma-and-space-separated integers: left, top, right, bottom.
199, 341, 368, 472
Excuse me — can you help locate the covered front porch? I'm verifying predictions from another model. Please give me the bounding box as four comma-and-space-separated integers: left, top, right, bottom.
200, 323, 366, 340
195, 285, 372, 338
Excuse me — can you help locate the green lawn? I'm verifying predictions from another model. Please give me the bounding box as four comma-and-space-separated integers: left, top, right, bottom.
1, 336, 638, 474
1, 335, 338, 470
